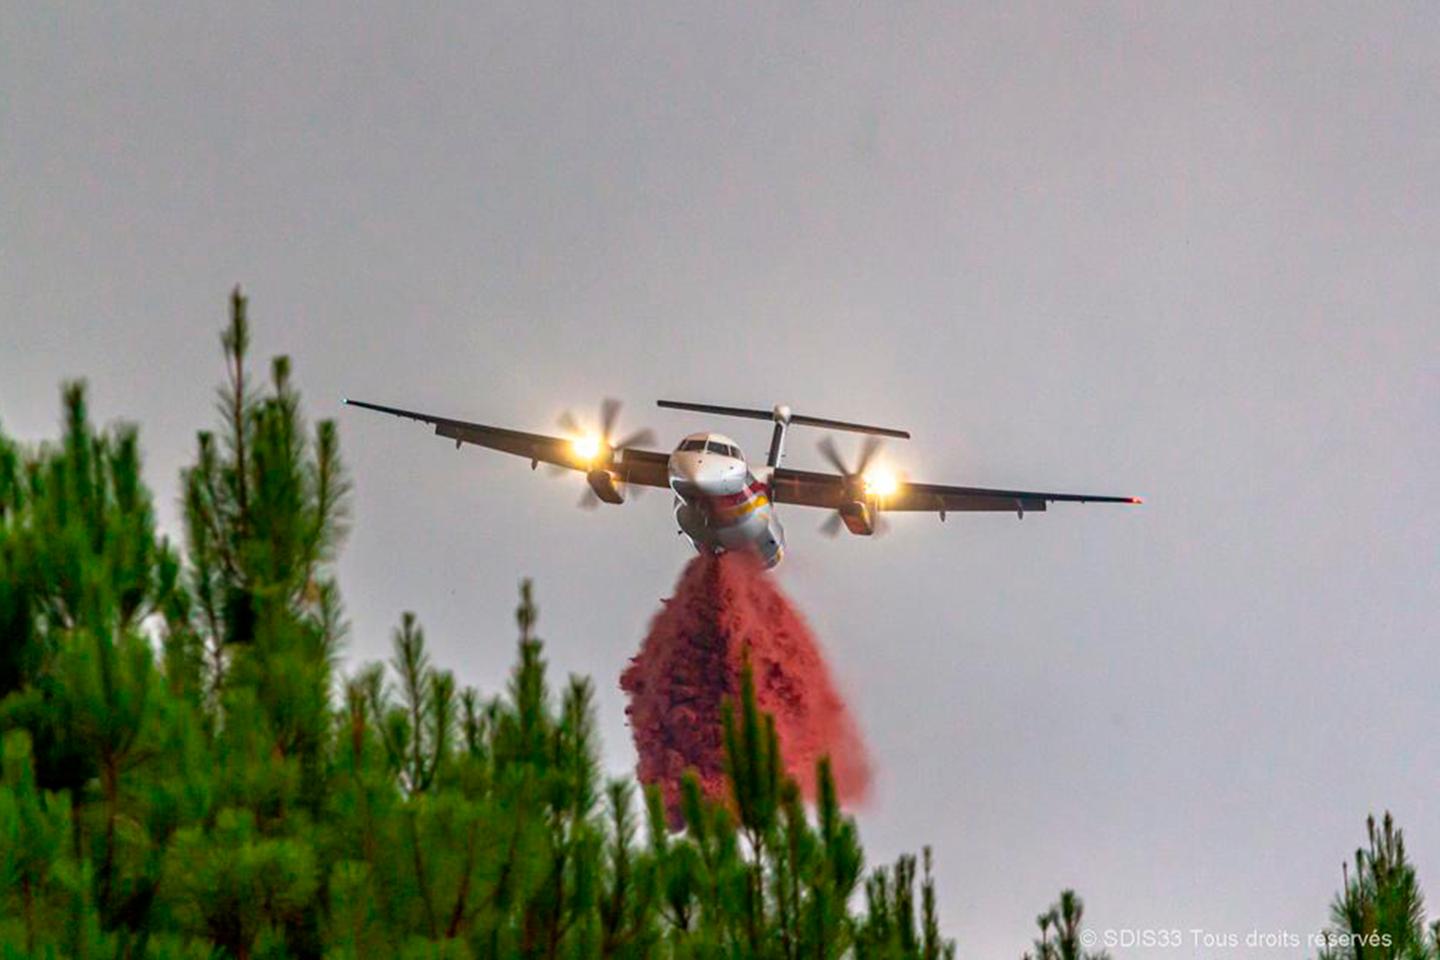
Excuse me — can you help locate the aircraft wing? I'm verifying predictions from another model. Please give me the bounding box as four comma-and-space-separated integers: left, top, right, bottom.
344, 399, 674, 488
769, 467, 1140, 516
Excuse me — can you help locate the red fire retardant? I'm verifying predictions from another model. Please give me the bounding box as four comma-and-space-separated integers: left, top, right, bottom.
621, 551, 871, 827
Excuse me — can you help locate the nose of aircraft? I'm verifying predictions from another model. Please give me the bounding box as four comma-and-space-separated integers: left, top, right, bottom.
668, 450, 746, 497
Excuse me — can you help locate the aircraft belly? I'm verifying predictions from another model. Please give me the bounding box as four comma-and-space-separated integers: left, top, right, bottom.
714, 507, 770, 549
716, 505, 784, 567
672, 488, 785, 568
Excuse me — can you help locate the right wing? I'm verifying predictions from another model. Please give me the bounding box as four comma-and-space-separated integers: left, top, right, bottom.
769, 466, 1139, 516
343, 399, 674, 489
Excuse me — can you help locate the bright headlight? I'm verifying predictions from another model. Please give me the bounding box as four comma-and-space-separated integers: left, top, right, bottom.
863, 468, 899, 498
571, 434, 604, 462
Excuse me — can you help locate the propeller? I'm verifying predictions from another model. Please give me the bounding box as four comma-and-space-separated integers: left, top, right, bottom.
557, 397, 657, 458
818, 434, 882, 481
817, 435, 893, 537
556, 398, 657, 509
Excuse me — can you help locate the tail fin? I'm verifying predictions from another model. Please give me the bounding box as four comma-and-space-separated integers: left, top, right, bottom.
656, 400, 910, 439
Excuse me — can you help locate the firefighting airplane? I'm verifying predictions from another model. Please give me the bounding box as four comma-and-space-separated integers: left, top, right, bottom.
344, 397, 1140, 569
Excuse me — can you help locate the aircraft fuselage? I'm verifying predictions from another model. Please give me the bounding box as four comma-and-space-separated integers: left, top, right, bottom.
667, 432, 785, 568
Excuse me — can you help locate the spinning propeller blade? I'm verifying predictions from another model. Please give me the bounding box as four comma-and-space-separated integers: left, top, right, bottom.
554, 398, 656, 508
815, 435, 893, 536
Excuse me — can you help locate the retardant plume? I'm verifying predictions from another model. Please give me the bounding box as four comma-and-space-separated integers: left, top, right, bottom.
621, 551, 871, 826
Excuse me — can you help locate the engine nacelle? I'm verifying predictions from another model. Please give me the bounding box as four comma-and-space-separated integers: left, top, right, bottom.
838, 500, 875, 536
586, 469, 625, 504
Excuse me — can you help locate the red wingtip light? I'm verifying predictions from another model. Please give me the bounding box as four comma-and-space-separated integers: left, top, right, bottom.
1130, 496, 1144, 504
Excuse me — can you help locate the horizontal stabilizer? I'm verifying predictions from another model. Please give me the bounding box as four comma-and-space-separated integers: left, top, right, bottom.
657, 400, 910, 439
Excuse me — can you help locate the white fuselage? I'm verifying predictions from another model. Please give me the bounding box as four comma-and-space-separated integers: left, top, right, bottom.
667, 432, 786, 568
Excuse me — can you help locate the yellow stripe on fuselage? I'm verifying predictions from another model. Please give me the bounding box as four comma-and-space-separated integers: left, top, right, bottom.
714, 494, 769, 523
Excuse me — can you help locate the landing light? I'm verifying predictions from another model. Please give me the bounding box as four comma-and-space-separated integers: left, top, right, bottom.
863, 468, 900, 498
571, 434, 604, 462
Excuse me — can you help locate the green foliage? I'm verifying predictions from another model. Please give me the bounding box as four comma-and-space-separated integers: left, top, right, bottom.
1020, 890, 1106, 960
163, 808, 319, 957
0, 290, 961, 958
853, 848, 955, 960
1319, 813, 1440, 960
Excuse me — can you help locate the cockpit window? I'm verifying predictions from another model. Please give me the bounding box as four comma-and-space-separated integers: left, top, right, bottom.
705, 440, 739, 457
678, 438, 741, 458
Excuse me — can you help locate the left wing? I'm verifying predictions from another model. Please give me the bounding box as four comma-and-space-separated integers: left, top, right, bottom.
344, 399, 673, 488
769, 467, 1140, 517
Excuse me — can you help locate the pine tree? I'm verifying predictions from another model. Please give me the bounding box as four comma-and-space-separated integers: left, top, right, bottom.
1021, 890, 1107, 960
158, 289, 351, 960
0, 381, 202, 956
1319, 813, 1440, 960
0, 730, 83, 954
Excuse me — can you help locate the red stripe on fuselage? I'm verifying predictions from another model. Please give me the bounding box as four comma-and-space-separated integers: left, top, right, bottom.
708, 478, 768, 508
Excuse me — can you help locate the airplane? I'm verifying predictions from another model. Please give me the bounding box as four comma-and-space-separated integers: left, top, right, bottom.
343, 397, 1141, 569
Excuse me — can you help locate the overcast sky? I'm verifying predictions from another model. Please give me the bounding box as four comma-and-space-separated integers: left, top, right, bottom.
3, 3, 1438, 956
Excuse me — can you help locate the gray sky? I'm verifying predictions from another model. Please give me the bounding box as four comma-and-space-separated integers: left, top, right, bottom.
3, 3, 1437, 956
